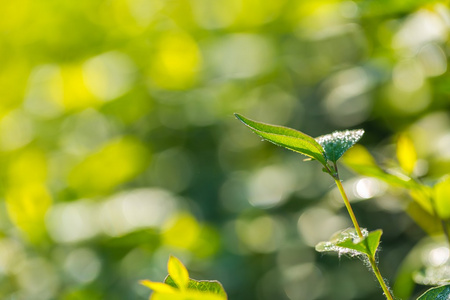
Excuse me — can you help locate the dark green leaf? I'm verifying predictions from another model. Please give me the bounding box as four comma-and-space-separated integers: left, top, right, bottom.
234, 114, 327, 166
417, 284, 450, 300
316, 129, 364, 162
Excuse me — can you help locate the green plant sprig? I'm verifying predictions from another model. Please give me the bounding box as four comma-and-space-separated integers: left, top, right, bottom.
235, 113, 394, 300
139, 115, 450, 300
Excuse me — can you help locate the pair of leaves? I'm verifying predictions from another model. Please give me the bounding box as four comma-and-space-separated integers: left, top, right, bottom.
234, 114, 364, 167
315, 228, 382, 258
140, 256, 227, 300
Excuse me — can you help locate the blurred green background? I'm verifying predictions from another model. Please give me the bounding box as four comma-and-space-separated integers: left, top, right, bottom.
1, 0, 450, 299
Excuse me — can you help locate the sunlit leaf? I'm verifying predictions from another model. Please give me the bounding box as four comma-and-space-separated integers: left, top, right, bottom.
396, 134, 417, 175
234, 113, 327, 166
315, 129, 364, 162
141, 256, 228, 300
167, 256, 190, 290
165, 276, 227, 298
434, 176, 450, 220
316, 228, 382, 257
417, 284, 450, 300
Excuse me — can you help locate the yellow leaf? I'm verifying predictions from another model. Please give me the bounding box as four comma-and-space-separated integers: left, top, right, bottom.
168, 256, 190, 290
396, 134, 417, 175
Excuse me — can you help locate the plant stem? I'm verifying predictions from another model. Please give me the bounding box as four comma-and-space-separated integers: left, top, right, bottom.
333, 176, 364, 239
333, 166, 394, 300
369, 256, 394, 300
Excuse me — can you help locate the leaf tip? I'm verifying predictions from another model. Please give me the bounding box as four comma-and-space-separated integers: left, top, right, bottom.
234, 113, 245, 124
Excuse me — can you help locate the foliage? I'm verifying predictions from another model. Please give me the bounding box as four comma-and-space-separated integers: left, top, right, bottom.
235, 114, 450, 299
141, 256, 227, 300
1, 0, 450, 299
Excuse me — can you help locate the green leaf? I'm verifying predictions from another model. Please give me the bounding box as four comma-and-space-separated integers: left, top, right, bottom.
316, 129, 364, 162
417, 284, 450, 300
337, 229, 382, 257
434, 176, 450, 220
165, 276, 227, 298
315, 228, 382, 257
234, 114, 327, 166
167, 256, 190, 290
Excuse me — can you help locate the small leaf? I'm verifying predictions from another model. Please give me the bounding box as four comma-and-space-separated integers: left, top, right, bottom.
141, 257, 228, 300
165, 276, 227, 298
365, 230, 383, 256
316, 228, 367, 256
337, 229, 382, 257
416, 284, 450, 300
316, 228, 382, 257
396, 134, 417, 175
234, 114, 327, 166
434, 176, 450, 220
168, 256, 190, 290
316, 129, 364, 162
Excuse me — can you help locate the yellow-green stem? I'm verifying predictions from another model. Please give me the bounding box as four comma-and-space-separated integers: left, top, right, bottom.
334, 178, 364, 239
333, 171, 394, 300
369, 256, 394, 300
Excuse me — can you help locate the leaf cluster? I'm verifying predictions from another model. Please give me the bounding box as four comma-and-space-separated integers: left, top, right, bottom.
140, 256, 227, 300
